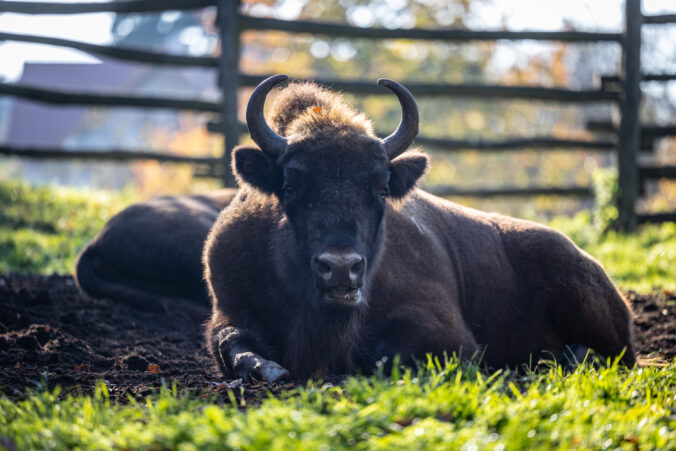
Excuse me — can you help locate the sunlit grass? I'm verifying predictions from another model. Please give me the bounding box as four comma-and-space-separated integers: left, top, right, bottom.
0, 181, 136, 274
1, 357, 674, 450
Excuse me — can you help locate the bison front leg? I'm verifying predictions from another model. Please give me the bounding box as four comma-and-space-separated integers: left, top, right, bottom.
208, 324, 289, 383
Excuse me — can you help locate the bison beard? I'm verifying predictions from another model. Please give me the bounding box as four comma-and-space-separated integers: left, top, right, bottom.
203, 75, 636, 382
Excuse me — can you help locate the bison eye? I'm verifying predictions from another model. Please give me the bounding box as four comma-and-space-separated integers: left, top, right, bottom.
379, 188, 389, 200
283, 185, 294, 199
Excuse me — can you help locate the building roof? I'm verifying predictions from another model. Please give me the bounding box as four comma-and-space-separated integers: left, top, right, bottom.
4, 57, 215, 147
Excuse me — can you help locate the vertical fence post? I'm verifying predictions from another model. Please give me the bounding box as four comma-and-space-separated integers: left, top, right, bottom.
617, 0, 642, 231
217, 0, 240, 187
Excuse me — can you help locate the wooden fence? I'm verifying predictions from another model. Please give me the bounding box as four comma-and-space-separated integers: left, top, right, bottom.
0, 0, 675, 229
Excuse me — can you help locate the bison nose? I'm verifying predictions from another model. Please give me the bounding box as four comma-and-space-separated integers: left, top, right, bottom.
312, 249, 366, 287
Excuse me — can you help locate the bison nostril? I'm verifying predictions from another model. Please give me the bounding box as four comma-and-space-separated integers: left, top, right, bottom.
316, 261, 332, 276
350, 258, 365, 278
312, 257, 333, 281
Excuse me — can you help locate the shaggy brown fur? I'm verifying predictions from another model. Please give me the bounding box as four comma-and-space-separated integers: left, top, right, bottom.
268, 82, 374, 138
75, 190, 236, 310
204, 82, 636, 382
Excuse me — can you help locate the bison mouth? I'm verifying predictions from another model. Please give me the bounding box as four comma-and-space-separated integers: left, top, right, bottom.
322, 287, 363, 306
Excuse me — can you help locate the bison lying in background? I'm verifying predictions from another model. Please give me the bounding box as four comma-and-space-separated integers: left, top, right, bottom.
75, 75, 636, 382
203, 75, 636, 382
75, 190, 236, 310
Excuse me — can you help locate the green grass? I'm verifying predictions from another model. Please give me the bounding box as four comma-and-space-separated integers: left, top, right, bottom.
1, 358, 675, 450
2, 180, 675, 292
0, 181, 136, 274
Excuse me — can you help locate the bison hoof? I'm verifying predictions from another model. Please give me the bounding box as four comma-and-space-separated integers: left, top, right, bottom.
256, 361, 290, 383
233, 352, 289, 383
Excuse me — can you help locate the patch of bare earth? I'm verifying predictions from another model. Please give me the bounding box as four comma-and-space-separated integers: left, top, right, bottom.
0, 274, 673, 401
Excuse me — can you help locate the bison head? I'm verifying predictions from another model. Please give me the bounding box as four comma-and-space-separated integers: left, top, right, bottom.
234, 75, 428, 308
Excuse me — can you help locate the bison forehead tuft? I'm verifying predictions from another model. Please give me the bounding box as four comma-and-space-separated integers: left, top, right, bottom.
268, 82, 375, 139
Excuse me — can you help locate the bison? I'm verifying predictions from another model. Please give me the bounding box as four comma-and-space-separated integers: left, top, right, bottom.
75, 190, 236, 310
203, 75, 636, 382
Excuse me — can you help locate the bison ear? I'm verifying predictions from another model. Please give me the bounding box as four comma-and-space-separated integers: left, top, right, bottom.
388, 151, 429, 198
232, 146, 281, 194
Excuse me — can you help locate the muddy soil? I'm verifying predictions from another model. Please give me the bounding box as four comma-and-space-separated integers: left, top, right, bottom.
0, 274, 674, 401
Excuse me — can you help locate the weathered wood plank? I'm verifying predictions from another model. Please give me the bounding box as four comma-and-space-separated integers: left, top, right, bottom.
415, 136, 615, 151
239, 16, 623, 42
217, 0, 239, 187
601, 73, 676, 85
0, 32, 218, 67
637, 212, 676, 224
643, 14, 676, 25
240, 74, 619, 102
586, 121, 676, 138
425, 185, 592, 198
584, 120, 668, 151
644, 125, 676, 137
617, 0, 642, 231
0, 0, 215, 14
0, 146, 218, 164
639, 165, 676, 179
0, 83, 221, 112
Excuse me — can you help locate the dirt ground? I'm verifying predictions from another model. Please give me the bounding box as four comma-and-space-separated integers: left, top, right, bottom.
0, 273, 674, 401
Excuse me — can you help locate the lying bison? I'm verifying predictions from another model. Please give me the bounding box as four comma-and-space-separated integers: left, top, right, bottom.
203, 75, 636, 382
75, 190, 236, 310
75, 75, 636, 381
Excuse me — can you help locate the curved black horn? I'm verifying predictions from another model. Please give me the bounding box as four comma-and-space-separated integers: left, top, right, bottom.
246, 74, 289, 158
377, 78, 419, 160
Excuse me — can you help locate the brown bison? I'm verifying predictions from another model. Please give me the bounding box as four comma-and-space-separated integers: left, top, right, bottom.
75, 190, 236, 310
203, 75, 636, 382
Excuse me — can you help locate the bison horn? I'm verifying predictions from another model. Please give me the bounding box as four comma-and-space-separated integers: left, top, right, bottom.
378, 78, 419, 160
246, 74, 289, 159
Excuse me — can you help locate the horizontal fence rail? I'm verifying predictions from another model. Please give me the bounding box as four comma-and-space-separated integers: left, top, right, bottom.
638, 212, 676, 223
639, 165, 676, 179
0, 83, 221, 112
205, 120, 616, 152
425, 185, 593, 198
240, 17, 624, 43
240, 74, 619, 102
587, 121, 676, 142
635, 125, 676, 138
601, 73, 676, 85
637, 165, 676, 196
414, 136, 615, 151
0, 0, 624, 43
643, 14, 676, 25
0, 32, 219, 67
0, 0, 215, 14
1, 77, 619, 119
0, 146, 219, 164
586, 121, 676, 136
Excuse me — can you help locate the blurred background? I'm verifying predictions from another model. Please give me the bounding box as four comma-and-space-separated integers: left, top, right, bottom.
1, 0, 675, 220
